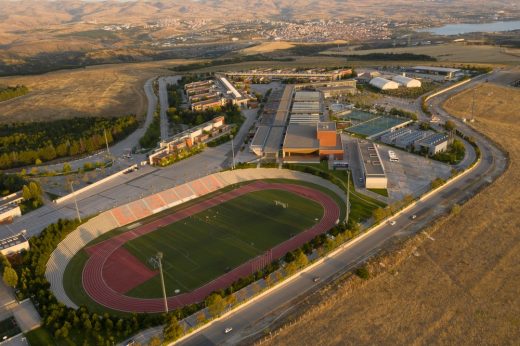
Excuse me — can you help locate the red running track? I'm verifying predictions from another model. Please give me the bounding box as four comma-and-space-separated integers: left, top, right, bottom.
82, 181, 340, 313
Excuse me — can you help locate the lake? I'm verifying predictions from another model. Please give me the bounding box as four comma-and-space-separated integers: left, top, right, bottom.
417, 20, 520, 36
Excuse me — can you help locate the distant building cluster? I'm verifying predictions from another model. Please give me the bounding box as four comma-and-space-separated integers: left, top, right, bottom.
225, 68, 353, 82
185, 77, 250, 111
263, 19, 392, 42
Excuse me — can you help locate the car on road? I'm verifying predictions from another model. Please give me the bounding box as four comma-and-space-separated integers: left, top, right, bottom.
313, 277, 321, 283
224, 327, 233, 334
389, 220, 396, 226
411, 214, 417, 220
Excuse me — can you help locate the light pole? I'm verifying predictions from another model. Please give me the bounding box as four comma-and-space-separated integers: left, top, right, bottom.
104, 128, 110, 157
230, 134, 235, 169
346, 170, 350, 225
70, 181, 82, 223
157, 252, 168, 313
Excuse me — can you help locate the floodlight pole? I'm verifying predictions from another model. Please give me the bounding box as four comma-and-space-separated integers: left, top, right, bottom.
230, 134, 235, 169
104, 128, 110, 157
346, 170, 350, 225
70, 181, 82, 223
157, 252, 168, 313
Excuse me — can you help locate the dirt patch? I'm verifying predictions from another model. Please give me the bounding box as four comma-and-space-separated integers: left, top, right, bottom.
260, 83, 520, 345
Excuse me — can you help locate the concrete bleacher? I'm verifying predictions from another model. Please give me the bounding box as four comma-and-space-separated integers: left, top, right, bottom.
46, 168, 347, 309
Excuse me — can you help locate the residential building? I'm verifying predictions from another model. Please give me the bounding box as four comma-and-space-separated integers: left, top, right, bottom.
148, 116, 230, 165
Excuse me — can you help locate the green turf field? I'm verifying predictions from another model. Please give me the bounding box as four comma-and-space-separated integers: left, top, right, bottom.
124, 189, 323, 298
63, 179, 345, 314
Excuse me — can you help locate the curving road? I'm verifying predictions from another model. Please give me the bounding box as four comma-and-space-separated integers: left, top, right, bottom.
171, 73, 508, 346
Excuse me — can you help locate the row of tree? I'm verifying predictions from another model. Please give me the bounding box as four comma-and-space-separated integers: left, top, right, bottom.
0, 116, 138, 169
0, 173, 25, 196
16, 219, 168, 345
139, 112, 161, 149
0, 85, 29, 102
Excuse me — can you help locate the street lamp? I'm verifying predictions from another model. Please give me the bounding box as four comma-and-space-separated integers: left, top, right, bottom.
230, 134, 235, 169
157, 252, 169, 313
70, 181, 82, 223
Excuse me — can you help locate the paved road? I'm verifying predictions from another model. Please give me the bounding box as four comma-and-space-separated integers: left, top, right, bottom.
173, 72, 508, 346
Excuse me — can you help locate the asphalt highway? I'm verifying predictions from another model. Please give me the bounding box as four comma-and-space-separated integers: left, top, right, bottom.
174, 73, 508, 346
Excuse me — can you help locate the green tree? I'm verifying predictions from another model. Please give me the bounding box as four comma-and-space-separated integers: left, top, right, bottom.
62, 163, 72, 173
444, 120, 456, 131
83, 318, 92, 331
295, 251, 308, 268
163, 315, 183, 341
22, 185, 32, 200
3, 267, 18, 287
206, 293, 226, 317
355, 266, 370, 280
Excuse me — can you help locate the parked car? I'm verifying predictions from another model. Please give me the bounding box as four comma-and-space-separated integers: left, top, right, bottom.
411, 214, 417, 220
389, 220, 396, 226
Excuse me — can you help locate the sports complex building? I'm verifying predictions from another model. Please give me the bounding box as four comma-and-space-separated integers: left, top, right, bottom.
357, 140, 388, 189
282, 122, 344, 163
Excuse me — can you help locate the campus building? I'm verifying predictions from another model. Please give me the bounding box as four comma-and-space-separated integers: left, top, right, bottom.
0, 232, 29, 256
357, 140, 388, 189
148, 116, 230, 165
289, 91, 322, 125
407, 66, 461, 80
414, 133, 449, 155
0, 204, 21, 223
249, 85, 294, 158
186, 77, 250, 111
282, 122, 344, 163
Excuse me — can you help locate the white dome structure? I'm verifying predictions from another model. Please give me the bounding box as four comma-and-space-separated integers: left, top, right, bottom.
391, 75, 422, 88
369, 77, 399, 90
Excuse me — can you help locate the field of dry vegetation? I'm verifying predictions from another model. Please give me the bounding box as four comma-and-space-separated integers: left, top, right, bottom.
0, 60, 195, 123
262, 82, 520, 345
323, 44, 520, 65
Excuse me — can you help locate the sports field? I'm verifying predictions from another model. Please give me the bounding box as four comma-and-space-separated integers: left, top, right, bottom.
346, 116, 411, 137
75, 181, 341, 312
124, 189, 323, 298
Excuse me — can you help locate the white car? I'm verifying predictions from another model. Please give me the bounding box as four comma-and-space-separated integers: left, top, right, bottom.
411, 214, 417, 220
389, 220, 396, 226
224, 327, 233, 334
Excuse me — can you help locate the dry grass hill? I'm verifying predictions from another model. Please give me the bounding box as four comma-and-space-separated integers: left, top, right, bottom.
262, 81, 520, 345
